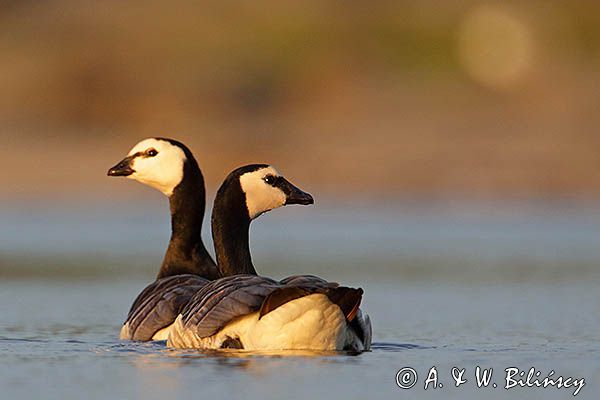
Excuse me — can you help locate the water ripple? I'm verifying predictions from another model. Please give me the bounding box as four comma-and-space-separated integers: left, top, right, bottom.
371, 342, 434, 351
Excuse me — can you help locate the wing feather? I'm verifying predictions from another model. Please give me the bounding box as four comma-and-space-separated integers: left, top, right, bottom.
180, 274, 365, 341
122, 274, 209, 341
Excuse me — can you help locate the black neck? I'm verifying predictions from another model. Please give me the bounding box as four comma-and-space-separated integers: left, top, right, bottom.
211, 177, 257, 276
157, 157, 219, 280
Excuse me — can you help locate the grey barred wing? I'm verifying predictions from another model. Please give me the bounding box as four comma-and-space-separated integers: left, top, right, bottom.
279, 274, 338, 288
122, 274, 209, 341
179, 275, 280, 338
178, 274, 365, 344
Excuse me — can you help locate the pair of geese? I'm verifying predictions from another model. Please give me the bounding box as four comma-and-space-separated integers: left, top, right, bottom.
108, 138, 372, 351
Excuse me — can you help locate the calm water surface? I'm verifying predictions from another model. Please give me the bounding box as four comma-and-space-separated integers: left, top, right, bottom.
0, 280, 597, 400
1, 204, 599, 399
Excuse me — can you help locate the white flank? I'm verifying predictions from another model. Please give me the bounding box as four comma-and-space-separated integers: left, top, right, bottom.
119, 323, 131, 340
119, 321, 175, 341
151, 326, 172, 341
239, 166, 286, 219
126, 138, 187, 196
167, 293, 364, 351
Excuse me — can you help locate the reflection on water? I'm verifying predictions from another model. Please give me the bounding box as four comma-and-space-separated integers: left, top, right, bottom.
371, 342, 431, 351
0, 279, 598, 399
1, 203, 599, 398
126, 345, 366, 373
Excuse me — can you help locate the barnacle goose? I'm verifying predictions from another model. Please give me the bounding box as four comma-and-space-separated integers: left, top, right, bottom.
108, 138, 218, 340
109, 140, 372, 350
166, 164, 372, 351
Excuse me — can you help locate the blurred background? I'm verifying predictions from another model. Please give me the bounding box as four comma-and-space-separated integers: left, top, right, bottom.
1, 3, 600, 399
1, 0, 599, 281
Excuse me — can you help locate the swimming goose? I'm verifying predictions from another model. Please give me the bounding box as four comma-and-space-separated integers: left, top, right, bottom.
108, 138, 218, 341
166, 164, 372, 351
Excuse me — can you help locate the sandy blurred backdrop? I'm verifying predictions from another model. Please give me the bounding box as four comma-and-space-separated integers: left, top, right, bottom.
1, 0, 599, 203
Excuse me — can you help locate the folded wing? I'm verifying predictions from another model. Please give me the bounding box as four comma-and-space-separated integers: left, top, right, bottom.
176, 274, 368, 350
121, 274, 209, 341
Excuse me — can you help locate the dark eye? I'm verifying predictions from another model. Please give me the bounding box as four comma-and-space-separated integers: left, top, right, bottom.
263, 175, 275, 185
146, 149, 158, 157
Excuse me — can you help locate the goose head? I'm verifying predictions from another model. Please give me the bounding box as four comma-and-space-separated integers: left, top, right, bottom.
107, 138, 189, 196
211, 164, 314, 276
218, 164, 314, 220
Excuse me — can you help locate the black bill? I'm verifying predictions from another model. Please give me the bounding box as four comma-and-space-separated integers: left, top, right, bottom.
278, 178, 314, 205
107, 156, 135, 177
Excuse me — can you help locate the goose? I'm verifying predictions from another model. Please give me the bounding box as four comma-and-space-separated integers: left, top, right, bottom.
166, 164, 372, 351
108, 139, 372, 351
107, 138, 218, 341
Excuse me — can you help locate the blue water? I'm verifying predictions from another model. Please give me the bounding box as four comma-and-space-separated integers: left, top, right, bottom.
0, 203, 599, 399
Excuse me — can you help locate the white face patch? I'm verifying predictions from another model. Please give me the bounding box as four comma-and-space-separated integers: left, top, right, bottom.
239, 166, 286, 219
126, 138, 187, 196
